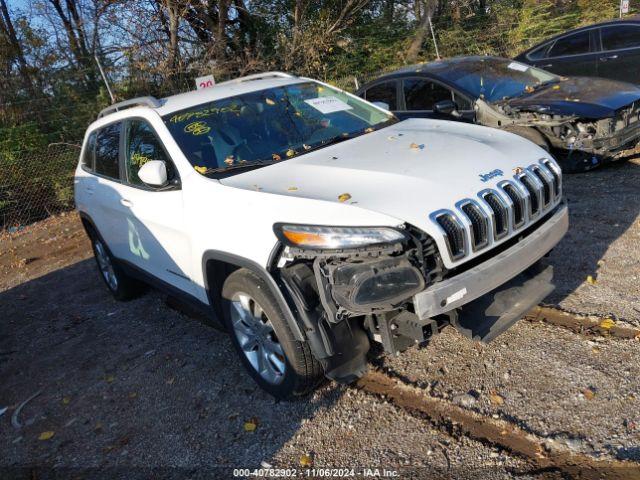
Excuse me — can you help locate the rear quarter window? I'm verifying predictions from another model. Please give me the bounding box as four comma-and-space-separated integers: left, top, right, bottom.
548, 30, 590, 57
94, 123, 121, 179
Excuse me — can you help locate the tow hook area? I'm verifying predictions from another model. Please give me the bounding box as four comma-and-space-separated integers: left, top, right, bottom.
364, 310, 446, 356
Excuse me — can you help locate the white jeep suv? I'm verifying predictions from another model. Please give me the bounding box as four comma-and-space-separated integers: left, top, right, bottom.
75, 72, 568, 399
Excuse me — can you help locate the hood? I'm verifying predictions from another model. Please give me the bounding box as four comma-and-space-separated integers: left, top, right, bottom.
220, 118, 551, 266
502, 77, 640, 118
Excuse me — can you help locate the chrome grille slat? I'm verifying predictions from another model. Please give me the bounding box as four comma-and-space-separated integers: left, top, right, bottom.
429, 159, 563, 262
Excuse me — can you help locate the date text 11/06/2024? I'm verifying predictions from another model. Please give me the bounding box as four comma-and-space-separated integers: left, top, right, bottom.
232, 468, 399, 477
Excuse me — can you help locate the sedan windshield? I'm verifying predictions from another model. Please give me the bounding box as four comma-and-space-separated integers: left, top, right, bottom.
437, 58, 561, 102
163, 81, 396, 175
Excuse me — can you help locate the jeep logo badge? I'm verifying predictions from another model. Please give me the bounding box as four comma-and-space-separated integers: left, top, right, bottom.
479, 169, 503, 182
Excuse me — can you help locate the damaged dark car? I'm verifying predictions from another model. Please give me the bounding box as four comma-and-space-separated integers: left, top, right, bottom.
357, 55, 640, 172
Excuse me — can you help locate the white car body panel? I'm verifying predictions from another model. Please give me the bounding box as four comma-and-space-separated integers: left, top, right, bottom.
220, 118, 554, 268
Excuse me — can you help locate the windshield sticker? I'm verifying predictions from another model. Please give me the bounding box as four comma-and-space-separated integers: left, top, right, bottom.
507, 62, 529, 72
184, 121, 211, 135
304, 96, 352, 114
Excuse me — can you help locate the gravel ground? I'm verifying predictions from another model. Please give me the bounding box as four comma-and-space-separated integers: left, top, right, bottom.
1, 158, 639, 478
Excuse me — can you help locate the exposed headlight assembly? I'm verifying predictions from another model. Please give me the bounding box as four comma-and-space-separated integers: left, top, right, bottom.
274, 224, 406, 250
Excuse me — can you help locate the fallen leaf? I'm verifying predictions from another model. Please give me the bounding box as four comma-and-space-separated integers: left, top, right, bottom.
287, 186, 298, 191
489, 392, 504, 406
303, 144, 311, 150
338, 193, 352, 202
265, 98, 275, 106
244, 419, 258, 432
166, 377, 175, 385
105, 375, 115, 383
364, 127, 374, 133
95, 422, 103, 431
194, 166, 208, 174
272, 153, 282, 161
552, 85, 560, 90
586, 275, 596, 285
38, 431, 55, 441
286, 149, 296, 158
410, 142, 425, 151
591, 346, 601, 353
582, 387, 596, 400
299, 453, 313, 467
224, 156, 234, 166
599, 318, 615, 330
62, 397, 70, 405
525, 85, 534, 93
128, 392, 137, 399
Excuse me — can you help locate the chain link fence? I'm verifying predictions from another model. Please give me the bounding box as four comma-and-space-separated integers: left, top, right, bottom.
1, 144, 80, 231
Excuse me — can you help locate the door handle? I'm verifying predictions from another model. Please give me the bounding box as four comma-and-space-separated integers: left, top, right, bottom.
120, 199, 133, 208
541, 63, 553, 68
600, 54, 619, 61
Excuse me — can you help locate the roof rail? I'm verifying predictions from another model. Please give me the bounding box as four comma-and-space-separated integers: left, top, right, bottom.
217, 71, 295, 87
98, 96, 162, 119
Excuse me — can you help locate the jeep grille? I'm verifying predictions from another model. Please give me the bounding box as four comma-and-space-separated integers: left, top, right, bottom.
429, 160, 562, 262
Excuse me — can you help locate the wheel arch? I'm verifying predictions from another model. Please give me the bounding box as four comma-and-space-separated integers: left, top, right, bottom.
201, 249, 305, 341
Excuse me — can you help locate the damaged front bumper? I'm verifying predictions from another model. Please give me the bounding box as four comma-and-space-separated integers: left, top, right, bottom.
413, 202, 568, 320
274, 203, 568, 382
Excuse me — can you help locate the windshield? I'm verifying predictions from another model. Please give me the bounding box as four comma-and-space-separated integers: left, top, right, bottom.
163, 81, 396, 175
438, 58, 561, 102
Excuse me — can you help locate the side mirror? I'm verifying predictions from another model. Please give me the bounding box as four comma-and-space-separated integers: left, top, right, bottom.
372, 101, 390, 111
138, 160, 168, 187
433, 99, 458, 116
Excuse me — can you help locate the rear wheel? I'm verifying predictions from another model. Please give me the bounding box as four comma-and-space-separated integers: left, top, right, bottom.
222, 269, 323, 399
90, 234, 145, 301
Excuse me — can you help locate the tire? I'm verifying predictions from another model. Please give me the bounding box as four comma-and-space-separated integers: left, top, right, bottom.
222, 268, 323, 399
89, 232, 145, 301
502, 126, 550, 152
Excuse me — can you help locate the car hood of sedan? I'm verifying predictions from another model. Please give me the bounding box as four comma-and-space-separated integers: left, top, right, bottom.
219, 118, 549, 248
502, 76, 640, 118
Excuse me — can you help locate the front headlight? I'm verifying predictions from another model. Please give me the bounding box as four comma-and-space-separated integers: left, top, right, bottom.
274, 223, 406, 250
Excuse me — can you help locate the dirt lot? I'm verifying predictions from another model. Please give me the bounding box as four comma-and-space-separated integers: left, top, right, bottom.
1, 159, 640, 478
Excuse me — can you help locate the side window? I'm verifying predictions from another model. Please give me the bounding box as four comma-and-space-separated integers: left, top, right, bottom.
364, 81, 397, 110
125, 119, 175, 187
403, 78, 453, 111
548, 31, 590, 57
81, 132, 96, 170
601, 25, 640, 51
94, 123, 121, 179
527, 44, 551, 60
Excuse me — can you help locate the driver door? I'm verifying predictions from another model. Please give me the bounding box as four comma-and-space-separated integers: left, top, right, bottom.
116, 118, 195, 295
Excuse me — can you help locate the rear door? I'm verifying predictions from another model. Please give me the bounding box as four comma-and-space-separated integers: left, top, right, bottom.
399, 76, 475, 122
117, 118, 195, 295
597, 24, 640, 84
532, 29, 599, 77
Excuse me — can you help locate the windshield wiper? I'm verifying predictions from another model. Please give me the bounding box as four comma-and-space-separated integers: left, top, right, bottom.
204, 160, 278, 175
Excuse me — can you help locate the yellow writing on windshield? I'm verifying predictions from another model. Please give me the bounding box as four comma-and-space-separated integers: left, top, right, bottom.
184, 121, 211, 135
169, 104, 241, 123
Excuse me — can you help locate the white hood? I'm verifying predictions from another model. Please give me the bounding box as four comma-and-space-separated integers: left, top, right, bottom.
220, 118, 556, 266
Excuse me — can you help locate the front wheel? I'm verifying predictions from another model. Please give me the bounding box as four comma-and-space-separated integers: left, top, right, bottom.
222, 269, 323, 399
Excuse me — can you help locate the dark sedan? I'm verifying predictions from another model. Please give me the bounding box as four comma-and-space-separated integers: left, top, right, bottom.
357, 56, 640, 172
514, 17, 640, 85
